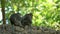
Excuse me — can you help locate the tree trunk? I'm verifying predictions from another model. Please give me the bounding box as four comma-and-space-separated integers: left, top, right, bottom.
1, 0, 6, 24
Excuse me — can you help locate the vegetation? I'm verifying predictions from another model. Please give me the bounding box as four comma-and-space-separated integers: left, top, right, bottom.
0, 0, 60, 30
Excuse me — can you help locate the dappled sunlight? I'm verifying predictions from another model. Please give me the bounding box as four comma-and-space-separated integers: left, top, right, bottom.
0, 8, 2, 21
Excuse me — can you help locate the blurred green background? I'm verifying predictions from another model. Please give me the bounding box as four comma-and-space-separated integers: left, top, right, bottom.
0, 0, 60, 30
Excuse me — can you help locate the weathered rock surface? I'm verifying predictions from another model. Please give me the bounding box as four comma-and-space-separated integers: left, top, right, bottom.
0, 24, 60, 34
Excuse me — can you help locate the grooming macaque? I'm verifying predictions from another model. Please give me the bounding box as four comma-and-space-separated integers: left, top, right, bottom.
21, 13, 33, 28
10, 13, 22, 27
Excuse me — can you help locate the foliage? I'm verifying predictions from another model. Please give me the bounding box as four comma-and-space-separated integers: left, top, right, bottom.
0, 0, 60, 30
